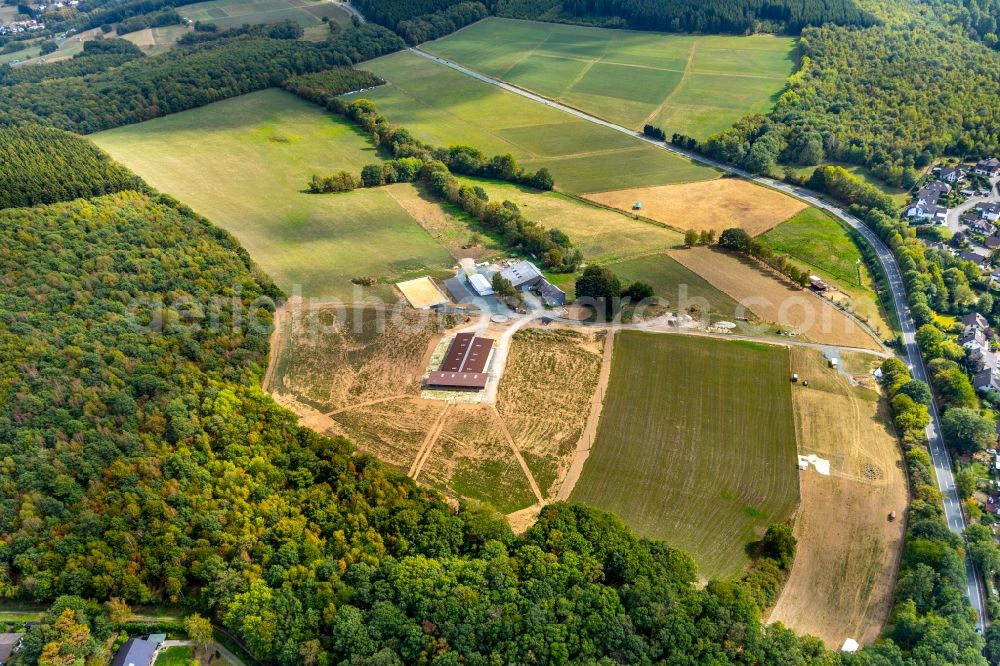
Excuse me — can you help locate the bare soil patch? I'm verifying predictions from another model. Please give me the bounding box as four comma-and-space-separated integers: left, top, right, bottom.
769, 349, 907, 648
669, 247, 881, 350
497, 327, 604, 499
584, 179, 806, 236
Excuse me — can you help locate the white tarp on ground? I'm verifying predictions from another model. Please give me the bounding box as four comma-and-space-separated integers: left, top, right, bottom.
797, 454, 831, 476
841, 638, 859, 653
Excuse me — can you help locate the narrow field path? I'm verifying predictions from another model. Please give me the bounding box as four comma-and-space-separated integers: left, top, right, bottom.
492, 406, 544, 503
326, 394, 411, 416
409, 404, 451, 479
640, 40, 698, 128
555, 328, 615, 501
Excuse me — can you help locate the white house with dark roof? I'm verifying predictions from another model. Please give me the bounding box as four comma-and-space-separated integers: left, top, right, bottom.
975, 158, 1000, 177
975, 368, 1000, 393
906, 203, 948, 224
939, 165, 968, 183
978, 202, 1000, 222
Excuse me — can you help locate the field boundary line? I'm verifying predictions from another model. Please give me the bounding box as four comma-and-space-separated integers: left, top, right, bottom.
325, 394, 411, 416
409, 404, 451, 479
640, 38, 699, 129
561, 191, 686, 232
492, 406, 544, 503
555, 328, 615, 501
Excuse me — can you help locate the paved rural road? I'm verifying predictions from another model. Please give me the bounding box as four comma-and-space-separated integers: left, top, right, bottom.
408, 46, 989, 630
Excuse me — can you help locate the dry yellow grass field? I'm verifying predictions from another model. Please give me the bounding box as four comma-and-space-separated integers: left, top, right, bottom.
332, 398, 447, 471
769, 349, 907, 648
669, 247, 882, 350
585, 179, 805, 236
267, 305, 455, 412
497, 328, 605, 499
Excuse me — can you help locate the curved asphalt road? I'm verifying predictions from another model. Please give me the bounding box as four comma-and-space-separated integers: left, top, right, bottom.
409, 46, 988, 629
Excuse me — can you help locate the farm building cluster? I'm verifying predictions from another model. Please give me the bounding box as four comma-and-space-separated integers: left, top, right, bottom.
425, 332, 496, 391
396, 259, 566, 313
451, 258, 567, 307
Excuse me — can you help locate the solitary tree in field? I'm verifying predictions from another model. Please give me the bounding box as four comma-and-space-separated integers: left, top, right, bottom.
684, 229, 699, 246
575, 265, 622, 321
718, 228, 752, 253
762, 523, 796, 569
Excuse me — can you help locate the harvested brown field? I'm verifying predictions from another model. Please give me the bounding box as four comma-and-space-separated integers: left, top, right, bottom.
768, 349, 907, 648
417, 404, 540, 514
331, 398, 446, 471
497, 328, 604, 499
585, 179, 806, 236
669, 247, 882, 350
267, 304, 455, 412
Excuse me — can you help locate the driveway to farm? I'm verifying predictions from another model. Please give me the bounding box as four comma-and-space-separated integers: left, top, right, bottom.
408, 45, 988, 630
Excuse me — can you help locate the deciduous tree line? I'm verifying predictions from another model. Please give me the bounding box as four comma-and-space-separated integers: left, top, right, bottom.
879, 359, 988, 664
0, 25, 405, 134
353, 0, 875, 37
693, 23, 1000, 184
0, 38, 144, 88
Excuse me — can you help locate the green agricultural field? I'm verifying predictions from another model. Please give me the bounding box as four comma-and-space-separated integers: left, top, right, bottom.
455, 177, 683, 262
759, 208, 864, 287
760, 207, 897, 337
93, 89, 453, 300
424, 18, 796, 139
178, 0, 351, 29
570, 332, 799, 579
6, 28, 100, 66
608, 253, 743, 323
347, 51, 717, 194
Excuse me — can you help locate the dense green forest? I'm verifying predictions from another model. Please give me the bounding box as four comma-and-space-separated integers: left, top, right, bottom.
353, 0, 875, 34
0, 25, 402, 134
397, 1, 490, 44
921, 0, 1000, 49
695, 23, 1000, 184
0, 38, 144, 87
0, 125, 142, 208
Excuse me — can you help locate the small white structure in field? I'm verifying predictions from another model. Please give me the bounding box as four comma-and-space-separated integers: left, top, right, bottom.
841, 638, 859, 653
829, 357, 839, 369
798, 454, 831, 476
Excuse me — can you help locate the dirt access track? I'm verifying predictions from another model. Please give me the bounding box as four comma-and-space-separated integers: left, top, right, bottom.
585, 178, 806, 236
768, 348, 907, 648
670, 247, 883, 351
